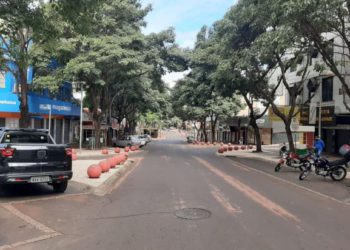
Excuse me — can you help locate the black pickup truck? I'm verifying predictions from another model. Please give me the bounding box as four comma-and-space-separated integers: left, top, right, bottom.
0, 128, 73, 193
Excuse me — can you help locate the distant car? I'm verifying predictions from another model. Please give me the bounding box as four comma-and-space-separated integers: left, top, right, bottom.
187, 136, 194, 143
131, 135, 146, 147
112, 136, 141, 147
139, 134, 151, 143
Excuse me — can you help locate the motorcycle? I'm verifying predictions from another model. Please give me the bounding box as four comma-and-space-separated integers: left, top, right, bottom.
279, 144, 288, 157
275, 151, 313, 172
299, 155, 349, 181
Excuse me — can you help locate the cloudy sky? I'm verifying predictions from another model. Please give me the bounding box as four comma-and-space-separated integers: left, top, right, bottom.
141, 0, 236, 87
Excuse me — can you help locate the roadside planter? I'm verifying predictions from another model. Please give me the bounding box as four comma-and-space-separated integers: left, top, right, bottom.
234, 146, 239, 151
228, 146, 233, 151
99, 160, 110, 173
114, 147, 121, 153
223, 146, 228, 152
87, 164, 102, 178
131, 146, 136, 151
218, 147, 224, 154
124, 147, 130, 153
102, 148, 109, 155
249, 145, 254, 149
241, 146, 246, 150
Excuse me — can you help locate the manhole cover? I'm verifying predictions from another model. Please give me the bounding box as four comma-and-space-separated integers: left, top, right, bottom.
174, 208, 211, 220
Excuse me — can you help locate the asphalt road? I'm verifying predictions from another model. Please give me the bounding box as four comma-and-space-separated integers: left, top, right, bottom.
2, 130, 350, 250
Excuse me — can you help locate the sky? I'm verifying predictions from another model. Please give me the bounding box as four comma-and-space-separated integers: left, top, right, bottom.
141, 0, 236, 87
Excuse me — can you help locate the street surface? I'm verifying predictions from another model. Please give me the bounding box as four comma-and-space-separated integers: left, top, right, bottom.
1, 130, 350, 250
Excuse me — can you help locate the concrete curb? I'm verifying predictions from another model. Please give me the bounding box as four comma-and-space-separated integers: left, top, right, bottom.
216, 151, 279, 164
91, 159, 136, 196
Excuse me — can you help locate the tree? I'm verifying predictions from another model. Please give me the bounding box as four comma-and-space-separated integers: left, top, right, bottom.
0, 0, 100, 127
211, 0, 274, 152
0, 1, 62, 127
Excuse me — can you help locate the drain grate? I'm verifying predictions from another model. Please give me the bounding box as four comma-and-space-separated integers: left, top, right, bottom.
174, 208, 211, 220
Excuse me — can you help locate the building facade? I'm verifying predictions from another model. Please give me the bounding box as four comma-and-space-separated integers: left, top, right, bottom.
0, 67, 80, 144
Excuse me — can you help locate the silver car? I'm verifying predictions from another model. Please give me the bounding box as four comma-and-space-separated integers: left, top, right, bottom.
112, 136, 141, 147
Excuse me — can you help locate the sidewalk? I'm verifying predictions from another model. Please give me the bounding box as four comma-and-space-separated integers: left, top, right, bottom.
72, 148, 138, 191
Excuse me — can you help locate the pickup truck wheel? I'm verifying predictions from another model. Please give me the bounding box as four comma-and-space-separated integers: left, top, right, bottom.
52, 181, 68, 193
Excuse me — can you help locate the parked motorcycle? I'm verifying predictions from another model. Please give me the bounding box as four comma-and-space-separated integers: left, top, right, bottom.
299, 156, 350, 181
275, 151, 313, 172
279, 144, 288, 157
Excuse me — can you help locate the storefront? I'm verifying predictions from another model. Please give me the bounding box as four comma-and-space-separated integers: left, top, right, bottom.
0, 92, 80, 144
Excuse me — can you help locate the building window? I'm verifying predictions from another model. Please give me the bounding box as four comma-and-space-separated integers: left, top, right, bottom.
0, 72, 5, 88
322, 77, 333, 102
0, 118, 5, 127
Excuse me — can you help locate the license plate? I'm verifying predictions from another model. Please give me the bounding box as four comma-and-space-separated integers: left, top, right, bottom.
30, 176, 50, 183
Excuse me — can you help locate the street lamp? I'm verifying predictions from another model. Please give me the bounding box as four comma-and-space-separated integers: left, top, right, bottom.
72, 80, 85, 152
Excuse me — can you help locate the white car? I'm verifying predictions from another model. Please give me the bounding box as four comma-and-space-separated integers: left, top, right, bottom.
139, 134, 151, 143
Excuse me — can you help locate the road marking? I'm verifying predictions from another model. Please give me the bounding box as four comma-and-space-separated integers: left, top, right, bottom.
1, 192, 91, 205
0, 233, 61, 250
161, 155, 170, 161
210, 184, 241, 215
1, 203, 58, 234
230, 161, 251, 172
228, 158, 350, 206
194, 157, 300, 223
0, 204, 61, 250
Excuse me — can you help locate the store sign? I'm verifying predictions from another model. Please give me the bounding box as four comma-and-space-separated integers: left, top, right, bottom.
316, 106, 336, 126
300, 105, 336, 126
39, 104, 72, 112
269, 106, 300, 122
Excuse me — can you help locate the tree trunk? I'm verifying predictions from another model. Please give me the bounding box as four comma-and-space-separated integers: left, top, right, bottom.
211, 117, 217, 143
251, 120, 262, 152
18, 68, 30, 128
285, 122, 295, 153
202, 119, 208, 142
91, 90, 102, 149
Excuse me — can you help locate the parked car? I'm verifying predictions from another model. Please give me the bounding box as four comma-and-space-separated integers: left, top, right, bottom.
0, 128, 72, 193
112, 135, 141, 147
138, 134, 151, 144
187, 136, 195, 143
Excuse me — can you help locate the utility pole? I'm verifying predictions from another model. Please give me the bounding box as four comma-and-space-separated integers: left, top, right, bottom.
48, 105, 52, 135
79, 83, 83, 152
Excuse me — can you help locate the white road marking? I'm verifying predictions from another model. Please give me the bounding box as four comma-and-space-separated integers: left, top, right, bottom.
229, 158, 350, 206
195, 157, 300, 223
210, 184, 241, 215
0, 204, 61, 250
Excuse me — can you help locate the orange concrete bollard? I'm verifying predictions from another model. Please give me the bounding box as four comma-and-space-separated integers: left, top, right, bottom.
228, 146, 233, 151
218, 147, 224, 154
114, 147, 120, 153
241, 145, 246, 150
124, 147, 130, 153
87, 164, 102, 178
102, 148, 109, 155
108, 157, 116, 169
72, 153, 78, 161
131, 146, 136, 151
234, 146, 239, 151
99, 160, 110, 173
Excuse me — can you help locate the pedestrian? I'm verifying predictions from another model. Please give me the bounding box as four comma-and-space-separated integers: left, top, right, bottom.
314, 136, 325, 157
